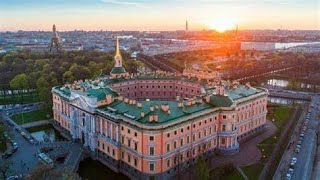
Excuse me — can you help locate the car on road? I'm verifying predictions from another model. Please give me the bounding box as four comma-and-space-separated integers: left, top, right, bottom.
295, 145, 301, 153
15, 127, 22, 133
285, 173, 292, 180
25, 136, 34, 144
2, 151, 13, 159
6, 175, 22, 180
288, 168, 294, 175
300, 133, 304, 138
297, 141, 302, 145
291, 157, 297, 165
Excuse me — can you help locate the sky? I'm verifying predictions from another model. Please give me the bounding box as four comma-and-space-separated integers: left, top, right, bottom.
0, 0, 319, 31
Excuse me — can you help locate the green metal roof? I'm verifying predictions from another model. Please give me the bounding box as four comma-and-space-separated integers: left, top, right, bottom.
225, 85, 262, 101
98, 100, 213, 126
209, 95, 233, 107
86, 87, 118, 101
110, 67, 126, 74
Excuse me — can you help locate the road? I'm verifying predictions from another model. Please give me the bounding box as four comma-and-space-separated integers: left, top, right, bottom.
1, 108, 40, 177
273, 95, 320, 180
1, 103, 85, 178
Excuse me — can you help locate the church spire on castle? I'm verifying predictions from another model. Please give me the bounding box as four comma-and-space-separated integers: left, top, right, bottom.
110, 36, 127, 77
114, 36, 123, 67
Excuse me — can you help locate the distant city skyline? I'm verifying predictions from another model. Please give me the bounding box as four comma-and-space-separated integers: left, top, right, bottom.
0, 0, 319, 31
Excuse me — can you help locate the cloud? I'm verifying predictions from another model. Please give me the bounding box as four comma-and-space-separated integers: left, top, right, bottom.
100, 0, 149, 8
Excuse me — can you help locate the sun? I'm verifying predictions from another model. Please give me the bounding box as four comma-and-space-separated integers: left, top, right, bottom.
208, 19, 236, 33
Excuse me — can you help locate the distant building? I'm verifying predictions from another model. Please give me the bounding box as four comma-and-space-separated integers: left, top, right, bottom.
48, 24, 63, 53
52, 39, 268, 180
241, 42, 276, 51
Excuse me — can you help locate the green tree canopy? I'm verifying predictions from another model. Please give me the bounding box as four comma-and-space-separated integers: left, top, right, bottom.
196, 156, 209, 180
10, 73, 29, 89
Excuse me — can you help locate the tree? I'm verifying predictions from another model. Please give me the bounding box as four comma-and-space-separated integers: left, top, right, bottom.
27, 164, 81, 180
196, 156, 209, 180
10, 73, 29, 90
63, 71, 75, 83
10, 73, 29, 102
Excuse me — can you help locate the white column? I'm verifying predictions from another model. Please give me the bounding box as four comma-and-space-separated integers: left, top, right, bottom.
105, 122, 108, 136
116, 126, 119, 142
100, 119, 103, 135
110, 124, 113, 140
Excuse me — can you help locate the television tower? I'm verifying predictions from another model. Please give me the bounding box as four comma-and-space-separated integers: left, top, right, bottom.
48, 24, 63, 53
185, 20, 189, 31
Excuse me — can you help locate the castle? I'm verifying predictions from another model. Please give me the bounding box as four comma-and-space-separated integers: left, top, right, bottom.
52, 37, 268, 179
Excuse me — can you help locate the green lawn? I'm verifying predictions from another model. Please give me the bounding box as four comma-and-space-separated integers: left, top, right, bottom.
11, 109, 52, 125
241, 105, 294, 179
209, 165, 244, 180
0, 93, 39, 105
0, 124, 7, 152
242, 163, 264, 180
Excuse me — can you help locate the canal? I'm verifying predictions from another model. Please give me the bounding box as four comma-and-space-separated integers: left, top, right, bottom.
77, 158, 129, 180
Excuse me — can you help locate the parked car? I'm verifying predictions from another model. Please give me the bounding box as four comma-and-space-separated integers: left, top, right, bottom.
288, 168, 294, 175
285, 173, 292, 180
297, 141, 302, 145
2, 151, 13, 159
291, 157, 297, 165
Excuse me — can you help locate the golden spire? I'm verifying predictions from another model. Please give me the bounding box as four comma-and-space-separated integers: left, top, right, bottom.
115, 36, 121, 58
114, 36, 122, 67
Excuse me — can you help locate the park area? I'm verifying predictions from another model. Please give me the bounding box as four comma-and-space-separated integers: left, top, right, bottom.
241, 104, 296, 179
207, 103, 296, 180
11, 109, 52, 125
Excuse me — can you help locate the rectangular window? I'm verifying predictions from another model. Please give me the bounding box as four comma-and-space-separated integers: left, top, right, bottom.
128, 139, 131, 148
134, 142, 138, 151
187, 136, 190, 143
150, 162, 154, 171
128, 154, 131, 163
222, 125, 226, 131
174, 141, 177, 149
181, 128, 184, 133
167, 143, 170, 152
150, 136, 154, 141
150, 147, 155, 155
134, 158, 137, 167
180, 139, 184, 146
221, 138, 226, 144
167, 133, 170, 138
167, 159, 170, 168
